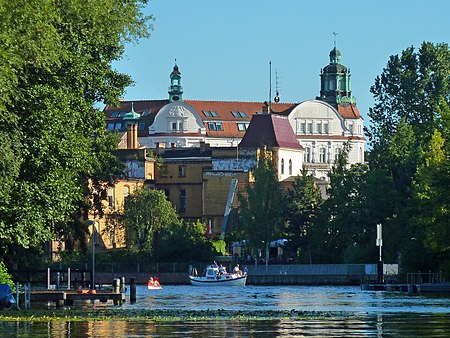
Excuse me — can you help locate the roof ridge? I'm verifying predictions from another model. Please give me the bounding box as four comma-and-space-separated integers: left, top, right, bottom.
185, 99, 297, 105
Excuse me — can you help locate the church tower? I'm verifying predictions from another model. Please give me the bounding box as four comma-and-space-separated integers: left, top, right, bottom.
168, 63, 183, 102
318, 47, 355, 106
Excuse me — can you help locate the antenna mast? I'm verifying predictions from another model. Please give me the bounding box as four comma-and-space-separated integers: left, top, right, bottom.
268, 61, 272, 112
274, 70, 280, 103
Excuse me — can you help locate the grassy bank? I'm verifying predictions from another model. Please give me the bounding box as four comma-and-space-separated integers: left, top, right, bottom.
0, 308, 355, 322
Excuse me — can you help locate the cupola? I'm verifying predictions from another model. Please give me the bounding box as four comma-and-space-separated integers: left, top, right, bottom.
168, 62, 183, 102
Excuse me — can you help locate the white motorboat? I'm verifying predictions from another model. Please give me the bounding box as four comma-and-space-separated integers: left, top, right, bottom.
189, 264, 247, 286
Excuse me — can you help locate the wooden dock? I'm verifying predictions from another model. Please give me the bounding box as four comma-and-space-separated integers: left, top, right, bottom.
27, 290, 126, 306
361, 282, 450, 293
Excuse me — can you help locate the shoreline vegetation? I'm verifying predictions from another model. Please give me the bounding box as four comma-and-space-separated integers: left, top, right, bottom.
0, 309, 359, 322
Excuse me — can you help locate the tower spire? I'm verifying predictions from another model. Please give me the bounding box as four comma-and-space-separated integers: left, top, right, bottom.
169, 61, 183, 102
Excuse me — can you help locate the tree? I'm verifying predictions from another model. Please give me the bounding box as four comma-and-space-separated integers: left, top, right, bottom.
123, 187, 179, 253
366, 42, 450, 272
238, 150, 286, 265
0, 0, 152, 263
284, 169, 322, 263
157, 220, 215, 262
412, 101, 450, 272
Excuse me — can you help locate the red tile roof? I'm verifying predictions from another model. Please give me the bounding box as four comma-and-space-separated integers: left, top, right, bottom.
104, 100, 362, 139
239, 114, 303, 150
185, 100, 295, 121
336, 104, 362, 119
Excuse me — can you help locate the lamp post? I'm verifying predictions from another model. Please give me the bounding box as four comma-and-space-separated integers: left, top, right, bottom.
376, 223, 383, 284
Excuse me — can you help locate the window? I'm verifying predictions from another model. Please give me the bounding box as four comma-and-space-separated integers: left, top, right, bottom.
304, 147, 311, 162
203, 111, 218, 117
178, 165, 186, 177
111, 112, 119, 118
335, 147, 342, 162
115, 122, 123, 130
107, 122, 115, 130
237, 122, 248, 131
231, 111, 248, 118
319, 148, 326, 163
123, 186, 130, 198
138, 122, 146, 130
179, 189, 186, 212
307, 122, 313, 133
208, 122, 223, 131
118, 112, 126, 117
178, 121, 184, 131
289, 159, 292, 175
171, 122, 177, 130
349, 124, 354, 135
323, 123, 329, 134
281, 158, 284, 175
141, 110, 151, 117
108, 188, 114, 209
316, 123, 322, 134
300, 122, 306, 133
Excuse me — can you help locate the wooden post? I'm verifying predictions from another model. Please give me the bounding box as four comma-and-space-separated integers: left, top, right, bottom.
130, 277, 136, 303
67, 268, 71, 290
47, 268, 51, 289
121, 277, 126, 293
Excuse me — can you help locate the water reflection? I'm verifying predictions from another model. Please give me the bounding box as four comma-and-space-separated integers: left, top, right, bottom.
2, 314, 450, 337
1, 285, 450, 337
122, 285, 450, 314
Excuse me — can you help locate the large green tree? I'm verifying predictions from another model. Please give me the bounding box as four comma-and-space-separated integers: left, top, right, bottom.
412, 101, 450, 272
284, 169, 322, 263
0, 0, 152, 264
123, 187, 179, 253
366, 42, 450, 272
238, 151, 286, 265
157, 220, 215, 262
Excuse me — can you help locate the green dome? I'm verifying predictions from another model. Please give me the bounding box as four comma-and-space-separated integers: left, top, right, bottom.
123, 103, 140, 122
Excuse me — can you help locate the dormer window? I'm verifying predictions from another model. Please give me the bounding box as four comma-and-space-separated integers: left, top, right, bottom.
203, 111, 219, 117
208, 122, 223, 131
231, 111, 248, 118
237, 122, 249, 131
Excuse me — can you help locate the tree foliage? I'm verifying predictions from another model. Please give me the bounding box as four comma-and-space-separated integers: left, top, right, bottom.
123, 187, 179, 252
365, 42, 450, 272
238, 151, 286, 262
284, 169, 322, 262
0, 0, 152, 262
158, 220, 215, 262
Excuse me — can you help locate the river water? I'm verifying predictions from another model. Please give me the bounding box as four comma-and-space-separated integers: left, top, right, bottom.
1, 285, 450, 337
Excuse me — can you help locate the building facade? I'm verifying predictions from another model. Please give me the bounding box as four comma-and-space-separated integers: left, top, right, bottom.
94, 47, 366, 244
104, 48, 365, 181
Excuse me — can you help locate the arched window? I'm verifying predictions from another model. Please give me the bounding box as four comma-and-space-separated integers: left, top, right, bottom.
289, 159, 292, 175
319, 148, 326, 163
281, 158, 284, 175
123, 185, 130, 198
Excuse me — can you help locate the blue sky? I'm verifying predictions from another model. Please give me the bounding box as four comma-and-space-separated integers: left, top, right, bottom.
114, 0, 450, 124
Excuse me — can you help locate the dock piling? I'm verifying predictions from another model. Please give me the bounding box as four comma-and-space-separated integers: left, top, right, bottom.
130, 277, 136, 303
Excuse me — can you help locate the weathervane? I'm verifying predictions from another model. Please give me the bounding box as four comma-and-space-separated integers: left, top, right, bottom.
333, 32, 338, 48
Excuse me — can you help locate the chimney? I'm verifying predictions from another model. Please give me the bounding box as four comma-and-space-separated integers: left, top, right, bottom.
262, 101, 269, 115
